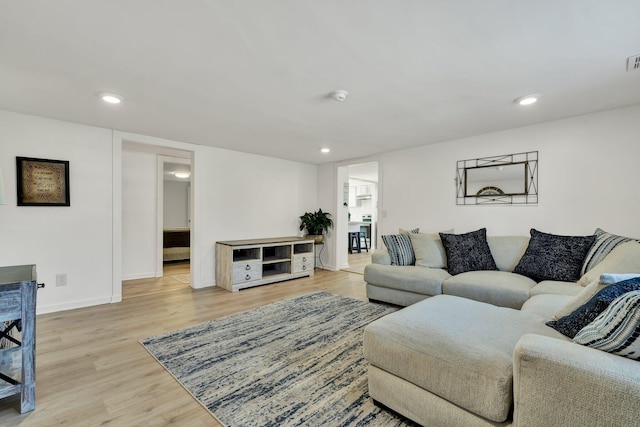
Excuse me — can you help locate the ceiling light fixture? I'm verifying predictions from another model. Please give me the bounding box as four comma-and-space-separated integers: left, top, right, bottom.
174, 171, 191, 179
331, 90, 348, 102
514, 94, 541, 106
98, 92, 124, 104
320, 147, 331, 154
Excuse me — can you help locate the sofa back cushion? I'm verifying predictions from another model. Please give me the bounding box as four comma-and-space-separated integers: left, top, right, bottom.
409, 232, 447, 269
577, 241, 640, 286
487, 236, 530, 272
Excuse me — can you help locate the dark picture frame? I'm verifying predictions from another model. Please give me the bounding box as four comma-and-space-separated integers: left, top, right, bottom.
16, 157, 70, 206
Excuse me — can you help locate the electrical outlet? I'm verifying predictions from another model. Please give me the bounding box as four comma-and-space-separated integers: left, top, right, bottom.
56, 273, 67, 287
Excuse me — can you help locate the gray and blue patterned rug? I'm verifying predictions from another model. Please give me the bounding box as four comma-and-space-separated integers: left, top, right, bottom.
140, 292, 410, 426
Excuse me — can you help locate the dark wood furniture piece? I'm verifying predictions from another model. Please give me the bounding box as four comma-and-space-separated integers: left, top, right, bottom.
0, 265, 37, 413
163, 228, 190, 262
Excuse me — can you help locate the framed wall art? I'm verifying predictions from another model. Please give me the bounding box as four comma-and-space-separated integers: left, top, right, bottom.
16, 157, 70, 206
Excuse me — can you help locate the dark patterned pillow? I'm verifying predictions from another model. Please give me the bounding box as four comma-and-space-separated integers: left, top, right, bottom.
547, 277, 640, 338
382, 234, 415, 266
439, 228, 497, 276
573, 290, 640, 360
513, 229, 596, 282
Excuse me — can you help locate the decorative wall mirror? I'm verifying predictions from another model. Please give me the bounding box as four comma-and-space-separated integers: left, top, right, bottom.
456, 151, 538, 205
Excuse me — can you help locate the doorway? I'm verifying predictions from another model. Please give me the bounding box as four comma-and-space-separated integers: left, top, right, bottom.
341, 161, 379, 275
120, 142, 194, 299
159, 158, 192, 291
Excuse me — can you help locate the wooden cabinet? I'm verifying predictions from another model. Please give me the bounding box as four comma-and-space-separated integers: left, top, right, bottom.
0, 265, 37, 413
215, 237, 314, 292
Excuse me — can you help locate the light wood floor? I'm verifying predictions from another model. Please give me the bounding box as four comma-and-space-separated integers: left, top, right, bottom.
343, 251, 372, 275
0, 267, 372, 426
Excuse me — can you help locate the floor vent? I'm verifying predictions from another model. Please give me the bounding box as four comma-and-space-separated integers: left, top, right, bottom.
627, 54, 640, 72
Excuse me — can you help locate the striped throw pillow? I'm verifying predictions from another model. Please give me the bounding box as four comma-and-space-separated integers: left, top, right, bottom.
581, 228, 639, 275
573, 290, 640, 361
382, 234, 415, 266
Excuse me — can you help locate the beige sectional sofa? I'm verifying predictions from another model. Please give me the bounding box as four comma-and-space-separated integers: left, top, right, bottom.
362, 231, 640, 426
364, 235, 583, 308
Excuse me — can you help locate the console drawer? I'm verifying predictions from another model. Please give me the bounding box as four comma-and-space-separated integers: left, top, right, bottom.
232, 261, 262, 283
293, 254, 313, 273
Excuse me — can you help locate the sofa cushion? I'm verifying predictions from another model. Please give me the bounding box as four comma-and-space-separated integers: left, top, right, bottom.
487, 235, 529, 272
546, 277, 640, 338
581, 228, 639, 276
381, 233, 415, 266
529, 280, 583, 297
363, 264, 449, 296
363, 295, 567, 423
439, 228, 497, 275
442, 270, 536, 309
577, 241, 640, 286
513, 229, 596, 282
573, 290, 640, 360
521, 294, 573, 318
370, 249, 391, 265
409, 232, 447, 269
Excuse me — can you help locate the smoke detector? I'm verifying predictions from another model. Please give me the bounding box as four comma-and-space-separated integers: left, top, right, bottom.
627, 54, 640, 72
331, 90, 348, 102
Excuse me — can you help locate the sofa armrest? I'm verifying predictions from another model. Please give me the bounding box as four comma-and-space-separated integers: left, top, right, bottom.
513, 334, 640, 427
371, 249, 391, 265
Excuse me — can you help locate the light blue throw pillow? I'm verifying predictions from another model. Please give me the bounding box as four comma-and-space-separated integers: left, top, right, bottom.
382, 234, 415, 266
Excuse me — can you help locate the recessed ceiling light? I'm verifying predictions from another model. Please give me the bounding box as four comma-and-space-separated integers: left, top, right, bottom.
98, 92, 124, 104
174, 171, 191, 178
320, 147, 331, 154
514, 94, 541, 106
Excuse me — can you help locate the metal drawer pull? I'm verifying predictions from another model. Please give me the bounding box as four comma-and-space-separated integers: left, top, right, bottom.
245, 274, 251, 280
302, 257, 307, 262
302, 265, 306, 270
245, 264, 251, 270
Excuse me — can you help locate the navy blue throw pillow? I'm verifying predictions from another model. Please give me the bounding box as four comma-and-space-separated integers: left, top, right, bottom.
547, 277, 640, 338
513, 229, 596, 282
439, 228, 498, 276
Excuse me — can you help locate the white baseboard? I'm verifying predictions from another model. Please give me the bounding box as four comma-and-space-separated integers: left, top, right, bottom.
37, 296, 113, 315
192, 280, 215, 289
122, 271, 157, 281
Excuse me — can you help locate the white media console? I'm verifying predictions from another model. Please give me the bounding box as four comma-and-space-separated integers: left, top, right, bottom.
215, 237, 315, 292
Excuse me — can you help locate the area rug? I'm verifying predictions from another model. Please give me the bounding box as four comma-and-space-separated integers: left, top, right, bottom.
140, 292, 411, 426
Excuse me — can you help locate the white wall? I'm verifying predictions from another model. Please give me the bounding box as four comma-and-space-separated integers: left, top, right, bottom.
0, 110, 114, 314
318, 105, 640, 269
163, 181, 189, 228
122, 150, 158, 280
193, 146, 318, 287
0, 110, 318, 313
117, 136, 319, 290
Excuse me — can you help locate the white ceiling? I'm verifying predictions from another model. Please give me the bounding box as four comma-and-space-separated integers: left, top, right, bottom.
1, 1, 640, 165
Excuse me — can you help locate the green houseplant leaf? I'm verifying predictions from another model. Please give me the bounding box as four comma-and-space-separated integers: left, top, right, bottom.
299, 209, 333, 236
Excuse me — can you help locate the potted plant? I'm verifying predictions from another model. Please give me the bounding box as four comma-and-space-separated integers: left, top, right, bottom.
299, 209, 333, 244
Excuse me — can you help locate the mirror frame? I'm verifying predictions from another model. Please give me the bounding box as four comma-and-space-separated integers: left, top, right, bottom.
456, 151, 538, 205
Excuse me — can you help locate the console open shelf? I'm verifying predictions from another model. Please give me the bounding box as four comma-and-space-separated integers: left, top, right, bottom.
215, 237, 314, 292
